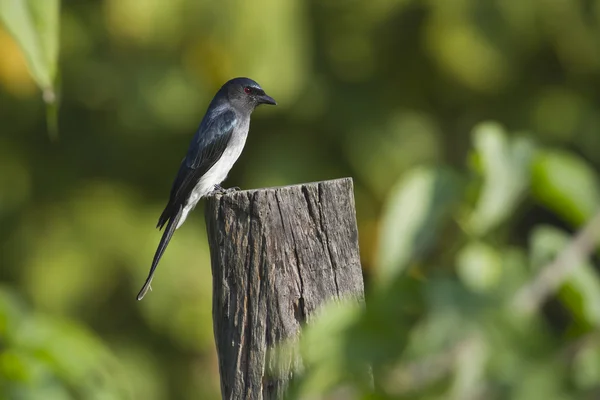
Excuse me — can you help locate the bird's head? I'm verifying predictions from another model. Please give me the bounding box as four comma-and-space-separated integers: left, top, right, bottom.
223, 77, 277, 111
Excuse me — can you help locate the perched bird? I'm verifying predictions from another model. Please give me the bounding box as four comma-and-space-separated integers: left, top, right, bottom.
137, 77, 276, 300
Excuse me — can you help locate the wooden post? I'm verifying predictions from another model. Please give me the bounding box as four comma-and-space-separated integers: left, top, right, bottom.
205, 178, 365, 400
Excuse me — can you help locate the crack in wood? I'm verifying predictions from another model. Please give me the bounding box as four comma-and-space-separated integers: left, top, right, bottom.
243, 191, 257, 398
318, 183, 340, 297
274, 190, 306, 323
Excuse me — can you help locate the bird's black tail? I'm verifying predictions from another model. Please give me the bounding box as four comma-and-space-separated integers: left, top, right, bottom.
136, 204, 183, 300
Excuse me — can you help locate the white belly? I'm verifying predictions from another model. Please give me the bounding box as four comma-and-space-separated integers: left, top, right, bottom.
176, 122, 249, 228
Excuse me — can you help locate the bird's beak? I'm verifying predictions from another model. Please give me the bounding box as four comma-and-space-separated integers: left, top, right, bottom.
258, 93, 277, 105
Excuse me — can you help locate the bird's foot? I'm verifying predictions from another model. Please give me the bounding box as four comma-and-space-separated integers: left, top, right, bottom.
212, 184, 241, 195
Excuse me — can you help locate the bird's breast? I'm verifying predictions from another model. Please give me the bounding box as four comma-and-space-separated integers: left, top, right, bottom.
189, 120, 250, 204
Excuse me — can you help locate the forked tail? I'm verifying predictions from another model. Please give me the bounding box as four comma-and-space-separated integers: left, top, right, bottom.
136, 204, 183, 300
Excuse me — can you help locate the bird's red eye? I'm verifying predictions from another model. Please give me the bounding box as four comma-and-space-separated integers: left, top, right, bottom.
244, 87, 252, 94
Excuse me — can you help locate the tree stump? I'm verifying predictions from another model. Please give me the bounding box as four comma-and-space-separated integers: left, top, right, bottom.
205, 178, 365, 400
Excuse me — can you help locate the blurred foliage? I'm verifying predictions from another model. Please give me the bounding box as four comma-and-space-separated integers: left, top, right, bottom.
288, 124, 600, 399
1, 0, 600, 399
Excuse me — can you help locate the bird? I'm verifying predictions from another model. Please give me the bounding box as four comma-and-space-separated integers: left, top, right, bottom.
136, 77, 277, 300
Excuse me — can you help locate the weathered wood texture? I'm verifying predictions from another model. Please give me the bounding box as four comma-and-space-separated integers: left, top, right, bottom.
205, 178, 365, 400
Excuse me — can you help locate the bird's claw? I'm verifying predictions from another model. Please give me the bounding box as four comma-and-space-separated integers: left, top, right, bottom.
212, 185, 241, 195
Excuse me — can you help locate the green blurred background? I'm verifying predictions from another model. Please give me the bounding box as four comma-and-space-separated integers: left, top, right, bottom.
2, 0, 600, 399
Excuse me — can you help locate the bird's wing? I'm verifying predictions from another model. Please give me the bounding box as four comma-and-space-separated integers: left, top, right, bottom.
138, 109, 237, 300
157, 109, 237, 229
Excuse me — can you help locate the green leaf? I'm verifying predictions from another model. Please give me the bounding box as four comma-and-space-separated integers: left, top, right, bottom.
468, 122, 534, 235
376, 166, 461, 282
513, 361, 569, 400
531, 150, 600, 226
0, 0, 59, 92
530, 225, 600, 328
456, 241, 502, 293
450, 334, 488, 400
0, 0, 60, 138
572, 341, 600, 390
287, 300, 365, 398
